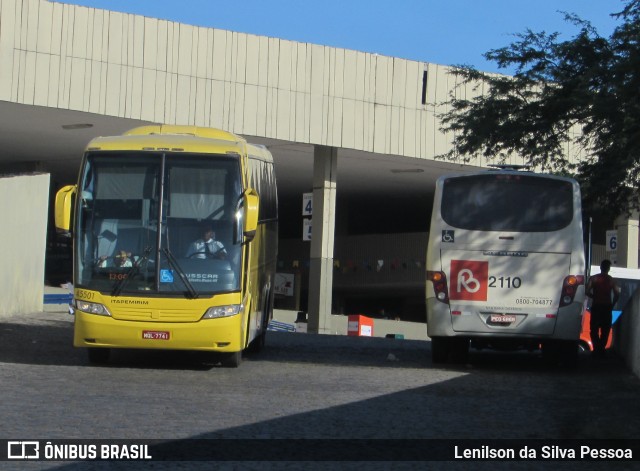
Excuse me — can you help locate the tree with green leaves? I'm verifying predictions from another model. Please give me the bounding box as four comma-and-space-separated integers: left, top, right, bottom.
439, 0, 640, 219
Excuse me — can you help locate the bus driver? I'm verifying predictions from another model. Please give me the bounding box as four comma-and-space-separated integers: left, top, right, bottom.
186, 224, 227, 260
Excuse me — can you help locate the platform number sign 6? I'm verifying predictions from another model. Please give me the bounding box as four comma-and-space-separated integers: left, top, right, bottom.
606, 230, 617, 252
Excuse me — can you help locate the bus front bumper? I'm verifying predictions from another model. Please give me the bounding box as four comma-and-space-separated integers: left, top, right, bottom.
73, 310, 245, 352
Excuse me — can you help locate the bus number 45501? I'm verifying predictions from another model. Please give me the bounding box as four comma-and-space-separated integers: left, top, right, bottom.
489, 276, 522, 289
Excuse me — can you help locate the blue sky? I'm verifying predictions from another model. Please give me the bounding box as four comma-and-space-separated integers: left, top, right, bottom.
56, 0, 624, 73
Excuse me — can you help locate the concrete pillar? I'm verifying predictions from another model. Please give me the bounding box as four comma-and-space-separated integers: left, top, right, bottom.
307, 146, 338, 334
0, 173, 50, 317
615, 211, 640, 269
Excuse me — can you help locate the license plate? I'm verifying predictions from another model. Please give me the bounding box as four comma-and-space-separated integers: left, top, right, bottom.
489, 314, 516, 324
142, 330, 170, 340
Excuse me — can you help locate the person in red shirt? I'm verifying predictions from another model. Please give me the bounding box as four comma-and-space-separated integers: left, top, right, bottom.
586, 259, 620, 357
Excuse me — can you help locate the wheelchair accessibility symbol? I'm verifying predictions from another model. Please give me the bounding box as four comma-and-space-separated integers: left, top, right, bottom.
160, 269, 174, 283
442, 230, 455, 243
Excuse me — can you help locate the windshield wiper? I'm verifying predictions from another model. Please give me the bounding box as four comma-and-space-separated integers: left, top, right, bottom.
162, 248, 199, 299
111, 246, 152, 297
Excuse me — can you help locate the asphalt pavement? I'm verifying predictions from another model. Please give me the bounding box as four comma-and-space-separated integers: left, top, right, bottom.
1, 308, 640, 471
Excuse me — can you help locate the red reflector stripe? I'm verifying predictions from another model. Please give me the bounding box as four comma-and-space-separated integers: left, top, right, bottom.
452, 311, 462, 315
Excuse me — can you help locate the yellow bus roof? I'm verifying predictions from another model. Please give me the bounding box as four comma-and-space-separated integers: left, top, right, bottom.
86, 125, 247, 155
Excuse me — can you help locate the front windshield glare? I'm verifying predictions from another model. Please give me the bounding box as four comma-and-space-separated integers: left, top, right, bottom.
76, 153, 243, 296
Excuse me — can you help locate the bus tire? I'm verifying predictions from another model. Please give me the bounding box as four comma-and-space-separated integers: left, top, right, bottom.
247, 329, 266, 354
431, 337, 450, 363
247, 289, 271, 354
220, 350, 242, 368
87, 348, 110, 364
578, 340, 591, 354
541, 341, 560, 366
450, 338, 470, 364
560, 340, 579, 367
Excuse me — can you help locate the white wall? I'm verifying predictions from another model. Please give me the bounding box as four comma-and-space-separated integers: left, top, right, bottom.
0, 173, 50, 317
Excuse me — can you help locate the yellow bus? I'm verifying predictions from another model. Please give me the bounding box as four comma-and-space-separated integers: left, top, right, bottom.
55, 125, 278, 367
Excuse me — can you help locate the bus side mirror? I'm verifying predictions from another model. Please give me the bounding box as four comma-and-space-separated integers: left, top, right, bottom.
243, 189, 260, 241
55, 184, 77, 234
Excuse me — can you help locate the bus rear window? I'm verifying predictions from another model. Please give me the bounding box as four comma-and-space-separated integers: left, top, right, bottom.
441, 174, 574, 232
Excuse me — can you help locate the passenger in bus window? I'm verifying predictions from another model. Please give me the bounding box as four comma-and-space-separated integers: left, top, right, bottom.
114, 250, 133, 267
97, 250, 133, 268
586, 259, 620, 358
186, 224, 227, 260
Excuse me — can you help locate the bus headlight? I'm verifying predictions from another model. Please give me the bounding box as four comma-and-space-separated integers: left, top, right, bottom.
75, 300, 111, 316
202, 304, 242, 319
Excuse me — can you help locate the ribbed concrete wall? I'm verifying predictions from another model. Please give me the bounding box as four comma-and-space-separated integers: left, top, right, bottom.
0, 173, 49, 317
0, 0, 490, 162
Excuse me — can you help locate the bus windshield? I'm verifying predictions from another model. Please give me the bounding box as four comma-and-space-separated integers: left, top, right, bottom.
76, 152, 243, 296
441, 174, 574, 232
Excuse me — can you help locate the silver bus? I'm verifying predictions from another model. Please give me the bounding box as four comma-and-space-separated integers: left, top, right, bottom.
426, 168, 586, 363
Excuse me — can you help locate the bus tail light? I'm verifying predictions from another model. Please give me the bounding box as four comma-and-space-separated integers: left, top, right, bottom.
559, 275, 584, 307
427, 271, 449, 304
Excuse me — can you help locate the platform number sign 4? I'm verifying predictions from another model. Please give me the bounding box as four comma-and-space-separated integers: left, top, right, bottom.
303, 193, 313, 241
302, 193, 313, 216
